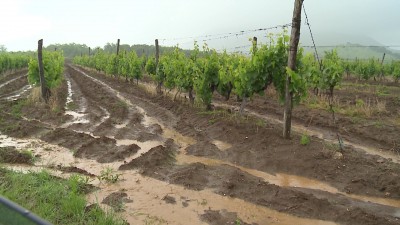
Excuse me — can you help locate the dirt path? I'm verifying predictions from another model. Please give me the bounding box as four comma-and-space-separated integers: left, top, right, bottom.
0, 66, 399, 225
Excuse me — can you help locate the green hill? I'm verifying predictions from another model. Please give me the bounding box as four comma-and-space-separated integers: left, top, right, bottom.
304, 43, 400, 61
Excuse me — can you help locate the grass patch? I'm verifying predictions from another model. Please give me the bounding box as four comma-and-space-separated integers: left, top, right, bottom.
300, 134, 311, 146
376, 85, 390, 96
10, 99, 27, 118
304, 94, 387, 118
98, 167, 121, 184
116, 100, 128, 109
0, 147, 35, 164
0, 168, 126, 225
66, 102, 78, 110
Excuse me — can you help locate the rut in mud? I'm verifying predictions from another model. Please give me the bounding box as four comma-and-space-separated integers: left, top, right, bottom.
0, 66, 400, 225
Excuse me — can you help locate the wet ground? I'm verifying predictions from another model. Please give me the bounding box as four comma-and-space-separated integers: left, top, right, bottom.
0, 66, 399, 225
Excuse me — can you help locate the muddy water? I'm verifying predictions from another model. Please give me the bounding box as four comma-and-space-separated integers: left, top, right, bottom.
2, 84, 32, 101
89, 171, 337, 225
0, 133, 337, 225
176, 154, 400, 209
212, 140, 232, 151
61, 76, 91, 128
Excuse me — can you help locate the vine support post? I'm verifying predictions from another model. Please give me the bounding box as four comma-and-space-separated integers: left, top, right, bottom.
38, 39, 50, 103
252, 36, 258, 55
116, 39, 120, 55
379, 53, 386, 79
89, 47, 91, 56
155, 39, 159, 67
155, 39, 162, 94
283, 0, 303, 139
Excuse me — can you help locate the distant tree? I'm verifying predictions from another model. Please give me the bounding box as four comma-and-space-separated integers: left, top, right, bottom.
45, 43, 89, 58
0, 45, 6, 52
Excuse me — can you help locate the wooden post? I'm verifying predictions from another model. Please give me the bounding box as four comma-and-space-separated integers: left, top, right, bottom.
283, 0, 303, 139
89, 47, 91, 56
155, 39, 159, 66
379, 53, 386, 79
116, 39, 120, 55
380, 53, 386, 65
155, 39, 162, 94
38, 39, 49, 103
252, 37, 257, 54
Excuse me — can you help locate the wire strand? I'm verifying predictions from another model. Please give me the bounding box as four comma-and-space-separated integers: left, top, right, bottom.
302, 2, 322, 69
160, 23, 292, 44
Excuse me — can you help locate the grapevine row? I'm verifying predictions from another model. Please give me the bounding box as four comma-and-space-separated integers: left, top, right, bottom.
28, 50, 65, 89
73, 33, 399, 112
0, 53, 30, 75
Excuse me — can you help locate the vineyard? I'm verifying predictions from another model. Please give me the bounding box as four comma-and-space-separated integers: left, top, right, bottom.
1, 3, 400, 225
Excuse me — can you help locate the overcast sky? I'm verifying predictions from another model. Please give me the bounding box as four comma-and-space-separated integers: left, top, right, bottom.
1, 0, 400, 52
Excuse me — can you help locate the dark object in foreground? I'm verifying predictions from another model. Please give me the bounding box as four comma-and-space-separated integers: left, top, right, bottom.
0, 196, 52, 225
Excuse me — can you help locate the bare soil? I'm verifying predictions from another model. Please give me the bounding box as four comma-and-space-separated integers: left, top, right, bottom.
0, 66, 399, 225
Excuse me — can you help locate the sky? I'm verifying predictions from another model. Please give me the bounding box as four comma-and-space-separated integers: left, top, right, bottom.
1, 0, 400, 52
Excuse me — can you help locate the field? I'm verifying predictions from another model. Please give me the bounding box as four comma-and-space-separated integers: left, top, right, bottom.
0, 65, 400, 225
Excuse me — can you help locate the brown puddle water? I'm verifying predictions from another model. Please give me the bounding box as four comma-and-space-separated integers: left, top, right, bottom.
89, 171, 337, 225
211, 140, 232, 151
0, 133, 337, 225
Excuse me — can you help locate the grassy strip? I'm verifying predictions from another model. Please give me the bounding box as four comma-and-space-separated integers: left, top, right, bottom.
0, 168, 126, 225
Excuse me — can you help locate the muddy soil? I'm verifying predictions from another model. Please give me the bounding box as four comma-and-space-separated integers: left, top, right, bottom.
214, 82, 400, 154
1, 66, 400, 225
200, 209, 254, 225
102, 191, 133, 212
0, 146, 33, 164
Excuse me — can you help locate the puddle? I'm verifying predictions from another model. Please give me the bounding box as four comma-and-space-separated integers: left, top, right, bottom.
88, 170, 337, 225
213, 102, 400, 164
394, 209, 400, 218
3, 84, 32, 101
114, 108, 136, 129
2, 164, 69, 179
61, 76, 91, 128
176, 154, 400, 209
212, 140, 232, 151
61, 111, 90, 128
66, 79, 73, 105
91, 106, 111, 130
1, 132, 337, 224
0, 134, 31, 148
348, 142, 400, 164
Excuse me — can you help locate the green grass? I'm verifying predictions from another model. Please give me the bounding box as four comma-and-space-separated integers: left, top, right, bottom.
11, 99, 27, 118
98, 167, 121, 184
66, 102, 78, 110
0, 168, 126, 225
300, 134, 311, 146
376, 85, 390, 96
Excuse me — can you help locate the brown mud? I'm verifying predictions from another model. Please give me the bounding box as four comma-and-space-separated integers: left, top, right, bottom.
0, 66, 399, 225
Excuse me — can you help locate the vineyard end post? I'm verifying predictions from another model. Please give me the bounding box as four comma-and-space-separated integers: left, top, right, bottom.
37, 39, 49, 103
283, 0, 303, 139
117, 39, 120, 55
